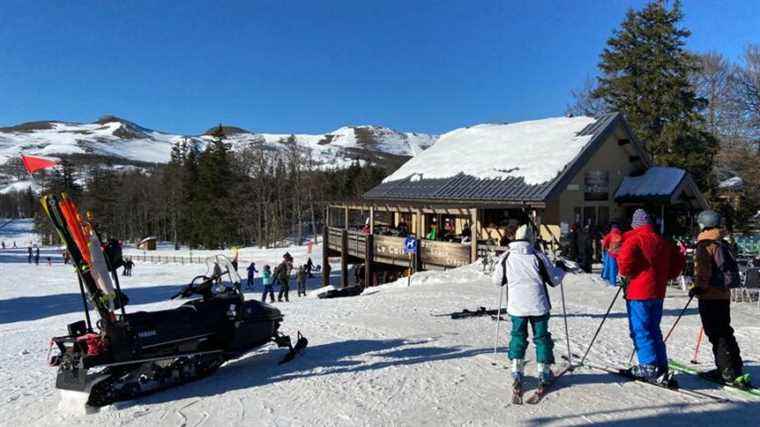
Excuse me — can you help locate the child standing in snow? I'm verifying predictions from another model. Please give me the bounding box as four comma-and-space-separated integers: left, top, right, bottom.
261, 265, 275, 303
296, 265, 307, 297
246, 262, 258, 290
491, 225, 565, 391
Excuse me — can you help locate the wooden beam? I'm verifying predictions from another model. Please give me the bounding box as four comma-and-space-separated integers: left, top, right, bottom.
322, 221, 330, 287
341, 230, 349, 288
369, 206, 375, 235
470, 208, 478, 263
364, 234, 373, 288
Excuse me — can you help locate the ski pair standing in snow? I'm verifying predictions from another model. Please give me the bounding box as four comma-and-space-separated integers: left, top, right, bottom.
491, 224, 565, 399
690, 210, 746, 385
617, 209, 685, 385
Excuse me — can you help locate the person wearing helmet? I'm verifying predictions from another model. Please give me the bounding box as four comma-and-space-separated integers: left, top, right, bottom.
691, 210, 745, 385
491, 224, 565, 393
617, 209, 684, 385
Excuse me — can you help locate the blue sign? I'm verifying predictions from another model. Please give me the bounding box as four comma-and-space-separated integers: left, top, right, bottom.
403, 236, 417, 254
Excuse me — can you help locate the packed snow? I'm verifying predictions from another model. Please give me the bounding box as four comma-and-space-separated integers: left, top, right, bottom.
383, 116, 597, 186
1, 221, 760, 426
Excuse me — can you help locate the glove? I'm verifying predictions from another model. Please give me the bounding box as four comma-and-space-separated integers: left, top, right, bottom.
688, 285, 703, 298
618, 276, 629, 289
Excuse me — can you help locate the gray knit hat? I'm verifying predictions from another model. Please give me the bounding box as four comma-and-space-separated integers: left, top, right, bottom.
631, 209, 651, 229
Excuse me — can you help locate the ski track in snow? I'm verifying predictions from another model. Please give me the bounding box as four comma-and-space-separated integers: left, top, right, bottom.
1, 226, 760, 425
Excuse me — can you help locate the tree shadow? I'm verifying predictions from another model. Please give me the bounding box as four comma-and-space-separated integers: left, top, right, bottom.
118, 338, 497, 408
0, 247, 64, 264
526, 400, 759, 426
0, 284, 185, 324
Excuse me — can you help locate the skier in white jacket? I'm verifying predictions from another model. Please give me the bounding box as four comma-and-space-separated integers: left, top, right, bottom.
491, 224, 565, 387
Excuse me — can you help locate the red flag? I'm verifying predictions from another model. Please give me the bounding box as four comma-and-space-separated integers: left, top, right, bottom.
21, 154, 59, 173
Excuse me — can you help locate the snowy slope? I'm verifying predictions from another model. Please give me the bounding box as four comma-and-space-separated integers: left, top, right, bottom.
384, 116, 596, 185
0, 117, 436, 192
1, 222, 760, 425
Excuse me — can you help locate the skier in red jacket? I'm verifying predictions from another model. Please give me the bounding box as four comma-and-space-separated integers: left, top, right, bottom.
617, 209, 685, 384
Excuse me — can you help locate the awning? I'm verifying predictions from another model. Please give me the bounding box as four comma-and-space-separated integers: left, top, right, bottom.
614, 166, 708, 209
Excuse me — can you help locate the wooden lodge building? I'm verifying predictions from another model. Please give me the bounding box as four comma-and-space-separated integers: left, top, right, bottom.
322, 113, 708, 287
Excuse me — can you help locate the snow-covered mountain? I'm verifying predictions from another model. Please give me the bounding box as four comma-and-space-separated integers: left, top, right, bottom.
0, 116, 436, 193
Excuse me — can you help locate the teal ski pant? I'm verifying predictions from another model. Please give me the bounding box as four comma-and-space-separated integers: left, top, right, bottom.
508, 314, 555, 364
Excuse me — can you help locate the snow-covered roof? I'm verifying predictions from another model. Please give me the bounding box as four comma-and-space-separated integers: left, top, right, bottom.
365, 113, 627, 204
614, 166, 708, 209
615, 167, 686, 199
383, 115, 598, 186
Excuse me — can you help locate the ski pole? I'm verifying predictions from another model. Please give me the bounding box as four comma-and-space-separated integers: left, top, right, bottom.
663, 294, 695, 343
536, 221, 573, 366
578, 285, 622, 367
558, 271, 573, 366
493, 281, 506, 354
691, 327, 704, 364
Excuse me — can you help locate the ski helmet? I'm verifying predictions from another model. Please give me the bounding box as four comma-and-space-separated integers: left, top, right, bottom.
697, 210, 721, 230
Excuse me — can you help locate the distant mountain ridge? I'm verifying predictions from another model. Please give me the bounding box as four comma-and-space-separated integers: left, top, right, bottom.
0, 116, 437, 193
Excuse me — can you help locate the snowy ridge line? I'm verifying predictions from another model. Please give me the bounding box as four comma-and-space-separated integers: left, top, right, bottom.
0, 117, 436, 168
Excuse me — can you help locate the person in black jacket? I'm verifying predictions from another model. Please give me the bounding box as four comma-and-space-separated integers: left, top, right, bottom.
275, 253, 294, 302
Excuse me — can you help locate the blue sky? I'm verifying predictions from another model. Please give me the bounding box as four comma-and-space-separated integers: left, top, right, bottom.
0, 0, 757, 135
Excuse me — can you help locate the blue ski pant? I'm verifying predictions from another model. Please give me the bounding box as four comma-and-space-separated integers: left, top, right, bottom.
508, 314, 554, 364
626, 299, 667, 368
602, 253, 619, 286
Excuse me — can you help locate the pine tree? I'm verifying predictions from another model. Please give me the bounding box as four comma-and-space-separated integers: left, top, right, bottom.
592, 0, 718, 190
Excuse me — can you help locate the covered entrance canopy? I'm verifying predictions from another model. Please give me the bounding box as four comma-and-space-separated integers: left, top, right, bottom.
614, 166, 708, 235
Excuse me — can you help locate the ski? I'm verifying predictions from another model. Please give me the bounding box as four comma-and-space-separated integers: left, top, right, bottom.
525, 365, 573, 404
577, 362, 726, 402
668, 359, 760, 398
512, 379, 523, 405
431, 307, 507, 320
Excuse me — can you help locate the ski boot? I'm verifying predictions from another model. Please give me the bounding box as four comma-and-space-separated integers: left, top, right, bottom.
622, 364, 678, 389
511, 359, 524, 405
537, 363, 554, 387
701, 369, 753, 390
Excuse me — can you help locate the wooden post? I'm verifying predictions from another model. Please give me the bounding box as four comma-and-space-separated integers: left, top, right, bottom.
369, 206, 375, 235
344, 206, 349, 231
322, 221, 330, 287
364, 234, 373, 287
415, 237, 423, 271
470, 208, 478, 262
341, 229, 349, 288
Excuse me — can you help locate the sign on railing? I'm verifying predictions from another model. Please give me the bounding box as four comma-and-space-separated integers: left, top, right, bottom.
420, 239, 470, 268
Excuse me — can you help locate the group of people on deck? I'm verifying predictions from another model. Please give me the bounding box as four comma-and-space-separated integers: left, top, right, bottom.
492, 207, 746, 389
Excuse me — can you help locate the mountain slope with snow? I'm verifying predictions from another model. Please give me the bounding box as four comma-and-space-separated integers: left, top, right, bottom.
0, 116, 437, 192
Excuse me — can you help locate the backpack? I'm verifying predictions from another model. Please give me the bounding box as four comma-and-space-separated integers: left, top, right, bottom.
696, 239, 741, 289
